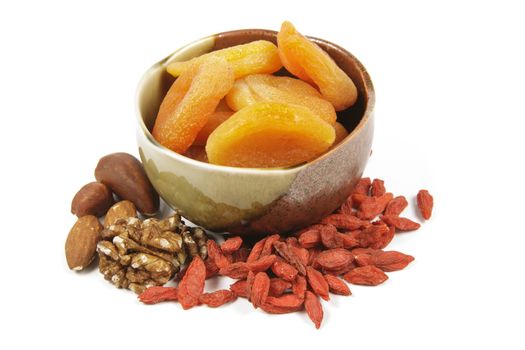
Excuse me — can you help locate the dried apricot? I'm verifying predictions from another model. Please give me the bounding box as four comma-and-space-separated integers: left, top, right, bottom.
193, 111, 233, 146
277, 21, 357, 111
331, 122, 349, 148
153, 56, 234, 153
206, 102, 335, 168
167, 40, 282, 79
226, 74, 337, 125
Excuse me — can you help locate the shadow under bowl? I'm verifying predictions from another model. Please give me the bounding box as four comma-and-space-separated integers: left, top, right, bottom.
136, 29, 375, 235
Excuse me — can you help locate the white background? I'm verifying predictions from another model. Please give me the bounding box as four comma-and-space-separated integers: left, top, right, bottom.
1, 0, 524, 349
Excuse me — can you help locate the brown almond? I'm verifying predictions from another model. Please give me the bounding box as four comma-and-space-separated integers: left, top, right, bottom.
65, 215, 103, 271
71, 182, 114, 217
104, 200, 137, 228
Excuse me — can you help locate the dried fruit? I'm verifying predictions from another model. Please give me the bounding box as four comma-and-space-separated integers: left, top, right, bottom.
318, 223, 344, 249
417, 189, 434, 220
304, 291, 323, 329
321, 214, 368, 231
219, 262, 250, 280
298, 227, 321, 248
193, 111, 234, 146
271, 259, 298, 281
357, 223, 391, 249
207, 239, 231, 269
206, 102, 335, 168
167, 40, 282, 79
220, 236, 243, 254
247, 254, 278, 272
178, 256, 206, 309
314, 248, 354, 271
292, 275, 307, 299
384, 196, 408, 217
138, 286, 178, 304
330, 122, 349, 149
353, 177, 371, 195
306, 266, 329, 301
95, 152, 159, 216
382, 215, 421, 231
71, 182, 114, 217
277, 21, 357, 110
324, 275, 351, 296
260, 294, 304, 314
273, 241, 306, 275
104, 200, 137, 228
226, 74, 337, 125
343, 265, 388, 286
371, 179, 385, 197
230, 280, 249, 298
370, 251, 415, 272
65, 215, 102, 271
358, 192, 394, 220
246, 237, 267, 263
250, 272, 270, 308
261, 234, 280, 256
152, 56, 234, 154
199, 290, 237, 307
269, 278, 292, 297
204, 257, 219, 279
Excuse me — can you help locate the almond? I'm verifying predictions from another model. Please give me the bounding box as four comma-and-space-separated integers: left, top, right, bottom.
104, 200, 137, 228
65, 215, 103, 271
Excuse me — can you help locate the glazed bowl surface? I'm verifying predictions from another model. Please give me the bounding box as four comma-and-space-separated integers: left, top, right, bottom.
136, 29, 374, 235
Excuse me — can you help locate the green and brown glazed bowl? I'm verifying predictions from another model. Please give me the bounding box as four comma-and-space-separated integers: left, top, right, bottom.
136, 29, 374, 235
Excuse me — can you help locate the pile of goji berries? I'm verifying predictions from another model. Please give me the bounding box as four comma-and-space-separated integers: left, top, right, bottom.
138, 178, 434, 329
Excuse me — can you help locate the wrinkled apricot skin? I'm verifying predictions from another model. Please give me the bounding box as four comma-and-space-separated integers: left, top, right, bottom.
152, 56, 234, 154
277, 21, 358, 111
226, 74, 337, 125
193, 111, 233, 146
167, 40, 282, 79
206, 102, 335, 168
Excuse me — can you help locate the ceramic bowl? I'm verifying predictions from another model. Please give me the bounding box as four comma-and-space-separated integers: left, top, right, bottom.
136, 29, 374, 235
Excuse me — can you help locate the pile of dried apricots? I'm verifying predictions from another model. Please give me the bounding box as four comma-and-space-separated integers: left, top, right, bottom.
152, 21, 358, 168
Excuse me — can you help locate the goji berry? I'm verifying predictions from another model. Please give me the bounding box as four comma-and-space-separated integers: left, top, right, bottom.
382, 215, 421, 231
220, 236, 243, 254
384, 195, 408, 216
269, 278, 292, 297
306, 266, 330, 301
271, 259, 298, 281
250, 272, 270, 308
343, 265, 388, 286
178, 256, 206, 309
304, 291, 323, 329
219, 261, 250, 279
417, 189, 433, 220
247, 254, 278, 272
199, 290, 237, 307
138, 286, 178, 304
370, 178, 386, 197
324, 275, 351, 296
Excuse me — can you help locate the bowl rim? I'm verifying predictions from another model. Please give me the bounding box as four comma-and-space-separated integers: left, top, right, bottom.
135, 29, 375, 175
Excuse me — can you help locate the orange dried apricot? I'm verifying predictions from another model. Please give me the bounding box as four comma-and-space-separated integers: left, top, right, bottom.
226, 74, 337, 125
167, 40, 282, 79
331, 122, 349, 148
152, 56, 234, 154
193, 111, 233, 146
206, 102, 335, 168
277, 21, 357, 111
